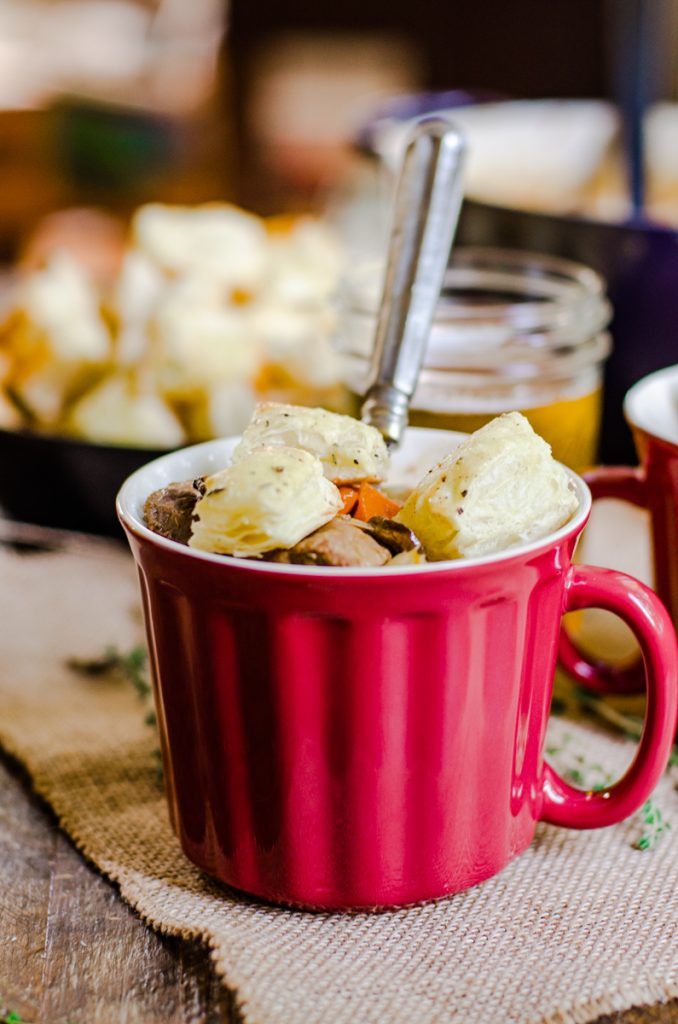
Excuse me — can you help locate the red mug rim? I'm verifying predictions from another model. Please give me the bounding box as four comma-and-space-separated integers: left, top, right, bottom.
116, 426, 591, 577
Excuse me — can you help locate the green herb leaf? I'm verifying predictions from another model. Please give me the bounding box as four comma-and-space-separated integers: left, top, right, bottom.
66, 645, 161, 785
633, 798, 670, 851
67, 644, 151, 701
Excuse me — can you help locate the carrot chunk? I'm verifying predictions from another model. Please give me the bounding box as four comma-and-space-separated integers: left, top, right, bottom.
354, 482, 401, 522
338, 485, 359, 516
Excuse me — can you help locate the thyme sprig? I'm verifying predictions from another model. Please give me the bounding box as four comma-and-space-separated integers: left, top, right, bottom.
546, 732, 613, 792
576, 690, 643, 741
0, 1004, 73, 1024
67, 643, 150, 695
548, 689, 678, 851
67, 645, 156, 728
635, 799, 671, 851
575, 688, 678, 774
1, 1009, 23, 1024
67, 644, 161, 780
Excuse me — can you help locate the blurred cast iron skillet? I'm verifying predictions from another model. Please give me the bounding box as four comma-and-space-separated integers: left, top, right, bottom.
0, 425, 171, 536
359, 90, 678, 465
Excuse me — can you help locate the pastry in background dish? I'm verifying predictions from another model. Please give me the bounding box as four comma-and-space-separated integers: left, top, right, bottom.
132, 203, 269, 292
1, 252, 112, 427
20, 208, 127, 287
0, 202, 346, 446
67, 372, 185, 449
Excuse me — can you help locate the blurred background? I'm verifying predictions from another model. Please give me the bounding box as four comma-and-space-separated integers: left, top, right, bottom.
1, 0, 677, 239
2, 0, 678, 533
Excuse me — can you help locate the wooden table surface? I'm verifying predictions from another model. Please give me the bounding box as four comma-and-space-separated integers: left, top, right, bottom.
0, 749, 676, 1024
0, 753, 238, 1024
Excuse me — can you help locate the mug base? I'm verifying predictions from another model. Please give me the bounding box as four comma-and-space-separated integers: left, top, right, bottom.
185, 840, 533, 913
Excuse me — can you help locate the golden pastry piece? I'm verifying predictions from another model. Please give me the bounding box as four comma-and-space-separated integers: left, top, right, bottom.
232, 402, 389, 483
189, 446, 342, 557
396, 412, 579, 561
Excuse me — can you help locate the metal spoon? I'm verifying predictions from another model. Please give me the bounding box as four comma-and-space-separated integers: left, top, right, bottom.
360, 115, 467, 447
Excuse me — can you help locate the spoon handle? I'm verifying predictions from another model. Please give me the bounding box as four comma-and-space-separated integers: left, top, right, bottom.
361, 116, 466, 446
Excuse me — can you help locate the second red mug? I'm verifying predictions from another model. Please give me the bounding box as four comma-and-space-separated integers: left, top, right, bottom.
560, 364, 678, 695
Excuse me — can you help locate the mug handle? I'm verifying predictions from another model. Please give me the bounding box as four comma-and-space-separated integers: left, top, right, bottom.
558, 466, 648, 694
542, 563, 677, 829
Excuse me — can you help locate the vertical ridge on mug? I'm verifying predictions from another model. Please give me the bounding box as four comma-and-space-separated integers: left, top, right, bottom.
137, 569, 179, 832
203, 607, 260, 887
472, 597, 522, 878
514, 573, 564, 821
328, 616, 411, 906
404, 610, 472, 897
145, 577, 209, 854
267, 612, 336, 904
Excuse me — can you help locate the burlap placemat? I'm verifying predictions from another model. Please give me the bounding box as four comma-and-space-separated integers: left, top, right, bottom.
0, 524, 677, 1024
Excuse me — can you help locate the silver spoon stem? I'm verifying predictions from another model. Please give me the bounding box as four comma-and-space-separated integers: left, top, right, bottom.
361, 116, 466, 446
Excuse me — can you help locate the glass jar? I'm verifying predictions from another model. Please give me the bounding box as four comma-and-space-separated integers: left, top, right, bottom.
337, 247, 612, 470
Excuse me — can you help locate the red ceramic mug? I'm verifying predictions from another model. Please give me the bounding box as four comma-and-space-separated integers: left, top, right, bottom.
560, 365, 678, 694
117, 428, 678, 911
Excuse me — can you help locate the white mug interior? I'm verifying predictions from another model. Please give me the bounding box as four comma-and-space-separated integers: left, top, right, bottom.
624, 364, 678, 448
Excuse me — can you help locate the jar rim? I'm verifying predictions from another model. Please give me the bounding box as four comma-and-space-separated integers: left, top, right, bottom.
342, 246, 611, 346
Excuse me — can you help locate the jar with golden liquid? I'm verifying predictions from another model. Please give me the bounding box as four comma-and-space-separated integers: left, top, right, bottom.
337, 247, 612, 470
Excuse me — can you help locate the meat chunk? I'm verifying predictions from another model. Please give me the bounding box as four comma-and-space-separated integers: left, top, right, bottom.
367, 516, 421, 555
268, 515, 391, 567
143, 478, 205, 544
